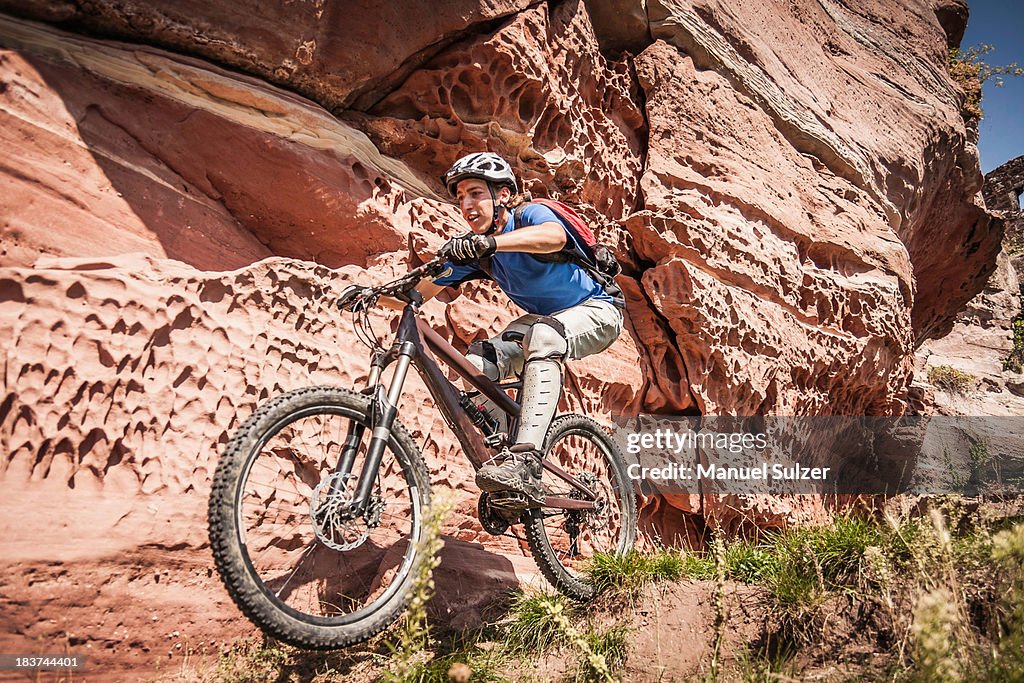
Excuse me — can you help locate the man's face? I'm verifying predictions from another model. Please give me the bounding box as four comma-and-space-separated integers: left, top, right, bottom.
455, 178, 510, 234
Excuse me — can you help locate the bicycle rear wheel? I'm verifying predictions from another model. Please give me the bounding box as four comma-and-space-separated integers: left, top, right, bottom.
523, 414, 637, 600
208, 386, 431, 649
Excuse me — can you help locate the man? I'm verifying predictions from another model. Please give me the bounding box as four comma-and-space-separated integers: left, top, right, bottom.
415, 152, 624, 507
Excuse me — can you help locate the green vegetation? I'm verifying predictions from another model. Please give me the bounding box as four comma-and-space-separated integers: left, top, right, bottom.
535, 598, 616, 682
381, 496, 454, 683
501, 590, 571, 654
586, 548, 687, 593
1003, 285, 1024, 374
496, 590, 629, 682
927, 364, 977, 394
577, 626, 629, 682
174, 503, 1024, 682
948, 44, 1023, 122
388, 637, 508, 683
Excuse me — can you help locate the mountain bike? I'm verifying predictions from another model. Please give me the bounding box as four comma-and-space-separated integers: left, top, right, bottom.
207, 255, 637, 649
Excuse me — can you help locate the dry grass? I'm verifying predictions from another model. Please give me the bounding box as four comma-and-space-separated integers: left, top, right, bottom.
927, 365, 977, 395
167, 500, 1024, 682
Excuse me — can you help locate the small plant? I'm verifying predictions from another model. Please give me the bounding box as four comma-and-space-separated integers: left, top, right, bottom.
680, 552, 717, 580
1003, 285, 1024, 373
911, 588, 964, 681
501, 589, 570, 653
948, 44, 1023, 122
721, 539, 773, 583
575, 626, 629, 682
406, 638, 509, 683
745, 513, 887, 651
942, 447, 969, 490
536, 598, 616, 683
709, 535, 728, 680
499, 589, 629, 681
586, 549, 685, 594
969, 440, 992, 470
645, 548, 688, 582
760, 546, 826, 629
927, 364, 976, 395
988, 524, 1024, 680
810, 514, 884, 584
381, 495, 454, 683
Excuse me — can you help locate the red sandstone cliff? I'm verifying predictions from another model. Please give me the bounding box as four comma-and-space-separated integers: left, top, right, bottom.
0, 1, 1004, 674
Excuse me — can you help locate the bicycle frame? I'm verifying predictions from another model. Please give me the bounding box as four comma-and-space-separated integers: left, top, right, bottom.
337, 302, 597, 515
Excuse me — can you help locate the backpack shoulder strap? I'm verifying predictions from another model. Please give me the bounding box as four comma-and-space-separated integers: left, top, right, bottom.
527, 199, 599, 268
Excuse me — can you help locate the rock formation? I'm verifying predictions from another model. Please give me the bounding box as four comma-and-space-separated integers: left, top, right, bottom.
0, 0, 1005, 672
984, 155, 1024, 262
904, 156, 1024, 505
914, 155, 1024, 416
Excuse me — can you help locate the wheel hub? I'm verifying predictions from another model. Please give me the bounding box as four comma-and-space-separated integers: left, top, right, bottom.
310, 473, 373, 551
572, 472, 610, 532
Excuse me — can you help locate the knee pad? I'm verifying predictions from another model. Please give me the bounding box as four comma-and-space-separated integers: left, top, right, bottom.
523, 316, 568, 363
467, 340, 501, 381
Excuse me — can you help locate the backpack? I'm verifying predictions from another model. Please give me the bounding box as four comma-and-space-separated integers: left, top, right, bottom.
474, 200, 626, 309
528, 199, 623, 281
524, 199, 625, 308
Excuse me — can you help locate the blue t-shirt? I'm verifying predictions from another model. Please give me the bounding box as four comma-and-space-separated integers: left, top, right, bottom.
433, 204, 615, 315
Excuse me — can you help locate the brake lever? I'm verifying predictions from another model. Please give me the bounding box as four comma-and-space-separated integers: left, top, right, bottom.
394, 289, 424, 306
337, 284, 364, 311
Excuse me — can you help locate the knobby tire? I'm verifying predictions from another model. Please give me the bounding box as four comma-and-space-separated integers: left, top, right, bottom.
208, 386, 431, 649
523, 414, 638, 600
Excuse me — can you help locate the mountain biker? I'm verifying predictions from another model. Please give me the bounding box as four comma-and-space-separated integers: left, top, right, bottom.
405, 152, 625, 508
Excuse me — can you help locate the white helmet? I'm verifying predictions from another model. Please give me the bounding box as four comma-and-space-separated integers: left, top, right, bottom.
442, 152, 519, 197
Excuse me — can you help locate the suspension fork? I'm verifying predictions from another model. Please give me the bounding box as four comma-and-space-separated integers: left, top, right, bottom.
330, 350, 386, 491
345, 339, 416, 514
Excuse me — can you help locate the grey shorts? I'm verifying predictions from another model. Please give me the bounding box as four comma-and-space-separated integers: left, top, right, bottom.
470, 298, 624, 380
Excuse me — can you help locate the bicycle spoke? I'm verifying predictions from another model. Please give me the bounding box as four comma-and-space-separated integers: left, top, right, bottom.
275, 540, 321, 599
226, 400, 420, 624
522, 418, 636, 600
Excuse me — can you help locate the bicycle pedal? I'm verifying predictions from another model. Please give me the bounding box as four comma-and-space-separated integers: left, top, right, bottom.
483, 433, 507, 449
488, 490, 546, 512
487, 491, 530, 511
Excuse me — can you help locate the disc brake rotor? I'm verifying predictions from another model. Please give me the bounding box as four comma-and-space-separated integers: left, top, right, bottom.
573, 471, 610, 533
310, 473, 374, 551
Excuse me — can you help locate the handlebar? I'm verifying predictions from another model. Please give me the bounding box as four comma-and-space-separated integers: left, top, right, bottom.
337, 255, 448, 312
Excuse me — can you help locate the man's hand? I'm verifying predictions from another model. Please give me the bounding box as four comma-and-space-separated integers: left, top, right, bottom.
440, 234, 497, 266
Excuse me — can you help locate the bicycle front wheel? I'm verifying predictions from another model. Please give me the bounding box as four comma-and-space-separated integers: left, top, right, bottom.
523, 414, 637, 600
208, 386, 431, 649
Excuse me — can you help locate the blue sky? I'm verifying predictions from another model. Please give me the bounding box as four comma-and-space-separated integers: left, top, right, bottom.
963, 0, 1024, 173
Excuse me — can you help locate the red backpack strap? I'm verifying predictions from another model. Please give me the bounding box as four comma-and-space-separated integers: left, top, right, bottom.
532, 198, 598, 249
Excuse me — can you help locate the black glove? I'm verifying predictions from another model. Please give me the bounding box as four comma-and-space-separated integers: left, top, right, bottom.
337, 284, 371, 312
440, 234, 497, 266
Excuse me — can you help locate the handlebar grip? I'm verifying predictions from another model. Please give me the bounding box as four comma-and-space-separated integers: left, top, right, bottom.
337, 284, 366, 311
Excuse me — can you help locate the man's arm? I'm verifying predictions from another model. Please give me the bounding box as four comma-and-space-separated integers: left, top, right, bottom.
494, 221, 566, 254
379, 215, 566, 311
379, 278, 446, 311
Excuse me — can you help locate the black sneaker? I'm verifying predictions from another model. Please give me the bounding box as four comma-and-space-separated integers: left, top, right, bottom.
475, 444, 545, 507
